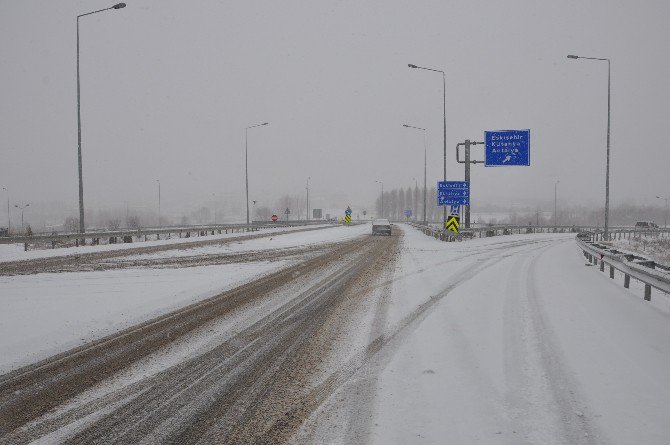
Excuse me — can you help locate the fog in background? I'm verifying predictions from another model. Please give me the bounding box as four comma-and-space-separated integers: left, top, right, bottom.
1, 0, 669, 230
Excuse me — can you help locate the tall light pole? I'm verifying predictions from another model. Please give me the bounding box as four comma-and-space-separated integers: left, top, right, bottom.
657, 195, 669, 229
554, 180, 560, 226
403, 124, 428, 224
76, 3, 126, 238
1, 187, 8, 233
567, 54, 611, 239
14, 204, 29, 231
408, 63, 446, 228
376, 180, 384, 218
306, 177, 311, 221
245, 122, 269, 224
156, 179, 161, 227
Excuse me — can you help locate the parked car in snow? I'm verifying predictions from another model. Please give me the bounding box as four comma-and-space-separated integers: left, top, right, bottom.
372, 219, 392, 236
635, 221, 659, 230
0, 227, 8, 237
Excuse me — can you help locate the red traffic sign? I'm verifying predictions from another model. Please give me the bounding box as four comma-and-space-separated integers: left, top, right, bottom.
271, 214, 278, 222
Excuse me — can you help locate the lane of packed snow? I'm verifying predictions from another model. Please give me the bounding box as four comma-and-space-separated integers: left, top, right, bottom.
0, 224, 337, 263
306, 225, 670, 444
0, 224, 369, 373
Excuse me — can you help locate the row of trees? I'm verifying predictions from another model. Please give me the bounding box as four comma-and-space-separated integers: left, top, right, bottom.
375, 185, 670, 227
375, 185, 436, 221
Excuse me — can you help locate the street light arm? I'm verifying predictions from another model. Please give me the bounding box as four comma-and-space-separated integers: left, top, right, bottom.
78, 3, 125, 19
408, 63, 444, 74
246, 122, 269, 130
567, 54, 609, 62
402, 124, 426, 131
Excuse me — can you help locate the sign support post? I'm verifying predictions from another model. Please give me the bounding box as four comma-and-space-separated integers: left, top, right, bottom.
456, 139, 484, 229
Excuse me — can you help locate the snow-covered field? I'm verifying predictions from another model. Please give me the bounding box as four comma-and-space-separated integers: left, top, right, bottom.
0, 224, 369, 373
305, 225, 670, 444
610, 236, 670, 265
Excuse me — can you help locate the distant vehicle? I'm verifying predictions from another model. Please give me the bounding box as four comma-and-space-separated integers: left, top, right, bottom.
0, 227, 8, 237
576, 231, 593, 241
635, 221, 659, 230
372, 219, 392, 236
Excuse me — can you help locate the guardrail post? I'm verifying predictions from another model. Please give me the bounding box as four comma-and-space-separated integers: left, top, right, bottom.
624, 274, 630, 288
24, 242, 28, 252
609, 265, 614, 279
600, 260, 605, 272
644, 284, 652, 301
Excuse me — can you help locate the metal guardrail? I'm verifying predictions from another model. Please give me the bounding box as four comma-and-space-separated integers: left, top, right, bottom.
406, 222, 590, 241
576, 237, 670, 301
0, 221, 330, 249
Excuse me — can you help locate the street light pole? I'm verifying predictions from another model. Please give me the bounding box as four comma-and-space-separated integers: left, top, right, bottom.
306, 177, 311, 221
2, 187, 8, 233
76, 3, 126, 239
554, 180, 560, 226
14, 204, 29, 231
402, 124, 428, 224
657, 195, 669, 229
376, 180, 384, 218
408, 63, 447, 228
156, 179, 161, 227
567, 54, 611, 240
245, 122, 269, 225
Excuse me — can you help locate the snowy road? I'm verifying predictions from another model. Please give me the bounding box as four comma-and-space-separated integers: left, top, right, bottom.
1, 224, 669, 444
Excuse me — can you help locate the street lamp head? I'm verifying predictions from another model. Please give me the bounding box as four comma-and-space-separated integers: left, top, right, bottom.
112, 3, 126, 9
567, 55, 579, 59
408, 64, 418, 69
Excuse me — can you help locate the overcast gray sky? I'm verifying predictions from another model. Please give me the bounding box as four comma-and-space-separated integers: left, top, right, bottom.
1, 0, 669, 221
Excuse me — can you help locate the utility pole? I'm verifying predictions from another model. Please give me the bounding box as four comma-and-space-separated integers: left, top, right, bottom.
76, 3, 127, 242
408, 64, 447, 228
2, 187, 8, 233
245, 122, 269, 225
554, 180, 560, 226
156, 179, 161, 228
14, 203, 29, 231
657, 196, 669, 229
306, 177, 311, 221
456, 139, 484, 229
567, 54, 611, 240
376, 180, 384, 218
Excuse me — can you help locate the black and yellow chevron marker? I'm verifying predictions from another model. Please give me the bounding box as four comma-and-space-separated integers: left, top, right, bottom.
344, 214, 352, 223
445, 215, 459, 234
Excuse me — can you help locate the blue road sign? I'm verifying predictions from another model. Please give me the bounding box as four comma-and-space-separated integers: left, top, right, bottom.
404, 209, 412, 217
345, 207, 352, 215
438, 181, 469, 206
450, 205, 460, 214
485, 129, 530, 166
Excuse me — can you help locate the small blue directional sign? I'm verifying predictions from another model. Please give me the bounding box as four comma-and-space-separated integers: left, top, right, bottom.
345, 206, 352, 216
485, 129, 530, 167
450, 205, 460, 214
438, 181, 469, 206
404, 209, 412, 217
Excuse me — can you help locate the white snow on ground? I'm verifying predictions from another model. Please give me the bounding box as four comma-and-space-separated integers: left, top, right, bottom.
0, 262, 285, 374
0, 224, 335, 263
610, 236, 670, 265
369, 226, 670, 444
0, 224, 368, 373
304, 225, 670, 444
122, 223, 371, 260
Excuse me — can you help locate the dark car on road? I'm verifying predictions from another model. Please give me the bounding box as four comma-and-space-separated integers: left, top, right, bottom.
372, 219, 392, 236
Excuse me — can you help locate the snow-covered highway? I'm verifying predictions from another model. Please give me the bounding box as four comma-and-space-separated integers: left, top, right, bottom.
1, 224, 669, 444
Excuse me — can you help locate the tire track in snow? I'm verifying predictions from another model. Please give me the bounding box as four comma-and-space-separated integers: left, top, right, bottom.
294, 235, 563, 442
